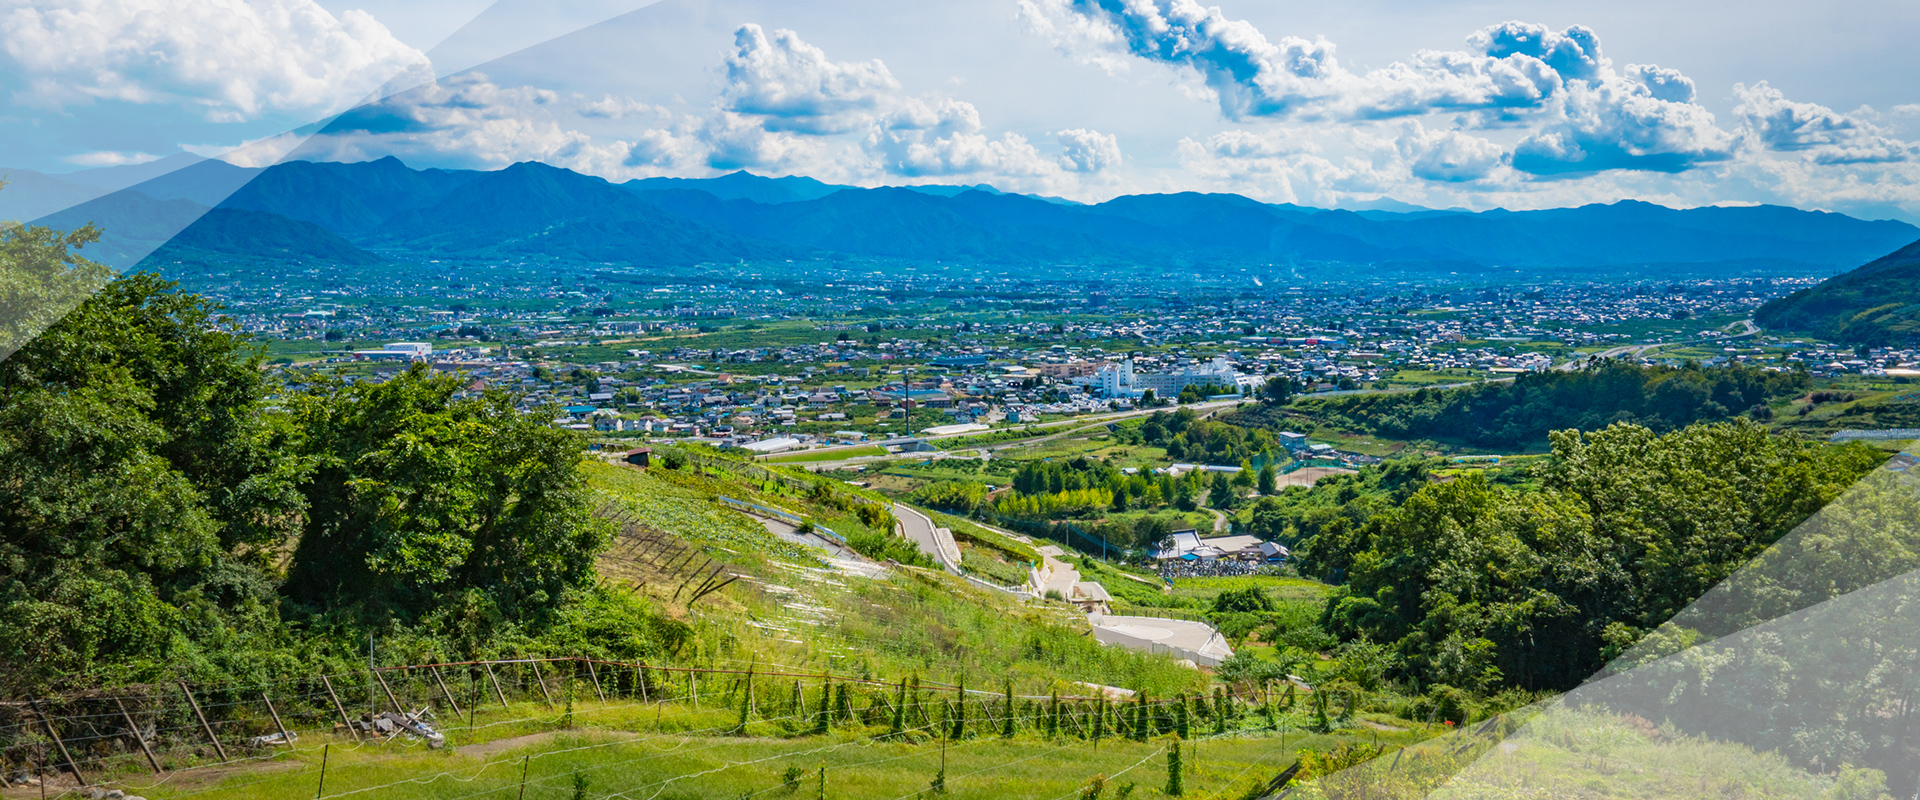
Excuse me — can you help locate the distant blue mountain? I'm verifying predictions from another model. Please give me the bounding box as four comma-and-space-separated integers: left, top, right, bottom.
34, 189, 382, 270
24, 156, 1919, 272
625, 170, 846, 204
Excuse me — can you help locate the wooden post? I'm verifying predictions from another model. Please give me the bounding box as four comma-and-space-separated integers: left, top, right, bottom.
585, 661, 607, 702
529, 661, 555, 706
486, 664, 510, 708
374, 669, 402, 712
262, 692, 294, 748
637, 663, 650, 704
691, 670, 699, 711
322, 676, 361, 741
432, 667, 463, 718
115, 696, 162, 774
179, 682, 231, 762
30, 700, 84, 787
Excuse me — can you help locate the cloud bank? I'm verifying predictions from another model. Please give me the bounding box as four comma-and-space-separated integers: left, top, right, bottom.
0, 0, 431, 121
292, 23, 1122, 193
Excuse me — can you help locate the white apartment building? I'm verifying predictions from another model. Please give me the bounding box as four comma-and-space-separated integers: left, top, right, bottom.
1083, 357, 1243, 398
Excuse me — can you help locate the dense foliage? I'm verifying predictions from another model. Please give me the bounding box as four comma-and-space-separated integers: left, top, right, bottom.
1121, 408, 1281, 464
0, 274, 635, 694
1233, 360, 1809, 449
285, 365, 609, 629
1303, 421, 1881, 692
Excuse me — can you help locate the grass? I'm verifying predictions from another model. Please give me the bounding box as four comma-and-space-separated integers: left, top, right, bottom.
767, 445, 889, 463
137, 705, 1413, 800
1167, 576, 1332, 606
587, 459, 1215, 697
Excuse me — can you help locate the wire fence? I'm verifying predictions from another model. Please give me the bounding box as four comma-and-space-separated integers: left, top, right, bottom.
2, 657, 1311, 795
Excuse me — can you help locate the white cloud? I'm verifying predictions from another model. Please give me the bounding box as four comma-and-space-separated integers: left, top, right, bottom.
63, 149, 159, 167
1055, 128, 1121, 172
866, 98, 1055, 177
1734, 81, 1916, 165
722, 23, 900, 135
294, 72, 690, 176
715, 25, 1116, 186
1024, 2, 1743, 179
1512, 77, 1734, 176
1400, 126, 1505, 182
0, 0, 431, 121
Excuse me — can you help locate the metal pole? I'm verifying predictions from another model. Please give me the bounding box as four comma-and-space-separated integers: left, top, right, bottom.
517, 755, 530, 800
316, 743, 328, 799
115, 696, 162, 774
179, 682, 230, 762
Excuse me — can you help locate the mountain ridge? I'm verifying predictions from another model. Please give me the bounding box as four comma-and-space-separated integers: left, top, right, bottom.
18, 156, 1919, 273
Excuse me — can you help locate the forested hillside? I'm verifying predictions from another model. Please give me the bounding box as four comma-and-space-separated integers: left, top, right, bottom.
1229, 360, 1808, 449
1755, 237, 1920, 343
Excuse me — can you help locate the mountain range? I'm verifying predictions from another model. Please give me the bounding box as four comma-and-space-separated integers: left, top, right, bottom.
9, 155, 1919, 275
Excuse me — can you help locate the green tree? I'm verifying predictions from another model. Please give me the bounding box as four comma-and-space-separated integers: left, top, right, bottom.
1261, 376, 1295, 405
285, 363, 608, 630
0, 274, 304, 692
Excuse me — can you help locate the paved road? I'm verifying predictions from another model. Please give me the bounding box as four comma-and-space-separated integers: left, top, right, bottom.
891, 503, 961, 574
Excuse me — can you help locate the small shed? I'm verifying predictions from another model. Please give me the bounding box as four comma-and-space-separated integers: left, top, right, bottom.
622, 447, 652, 468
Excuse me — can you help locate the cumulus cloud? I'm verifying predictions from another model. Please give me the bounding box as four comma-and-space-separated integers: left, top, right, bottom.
0, 0, 431, 121
717, 24, 1117, 183
1734, 82, 1916, 165
1055, 128, 1121, 172
296, 72, 692, 176
864, 97, 1054, 177
722, 23, 900, 135
1022, 2, 1599, 121
1400, 126, 1506, 182
1512, 78, 1734, 175
1626, 64, 1695, 103
1025, 2, 1764, 180
279, 26, 1120, 191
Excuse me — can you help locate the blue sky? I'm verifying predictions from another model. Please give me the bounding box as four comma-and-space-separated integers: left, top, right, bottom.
3, 0, 1917, 220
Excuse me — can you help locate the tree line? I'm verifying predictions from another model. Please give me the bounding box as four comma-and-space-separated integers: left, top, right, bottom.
1230, 360, 1809, 449
1293, 421, 1880, 693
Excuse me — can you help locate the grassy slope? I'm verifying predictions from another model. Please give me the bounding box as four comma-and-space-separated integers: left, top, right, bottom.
144, 693, 1421, 800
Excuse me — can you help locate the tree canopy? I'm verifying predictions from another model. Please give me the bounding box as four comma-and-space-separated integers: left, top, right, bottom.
0, 272, 617, 693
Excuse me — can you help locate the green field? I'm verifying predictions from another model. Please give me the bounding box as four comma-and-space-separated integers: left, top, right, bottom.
767, 445, 889, 463
132, 692, 1424, 800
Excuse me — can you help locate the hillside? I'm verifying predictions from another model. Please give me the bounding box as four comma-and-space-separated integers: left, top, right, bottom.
144, 207, 385, 266
1754, 237, 1920, 343
364, 161, 792, 265
33, 190, 384, 269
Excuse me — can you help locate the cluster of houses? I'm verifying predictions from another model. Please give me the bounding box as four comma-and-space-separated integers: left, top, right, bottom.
1150, 531, 1289, 564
